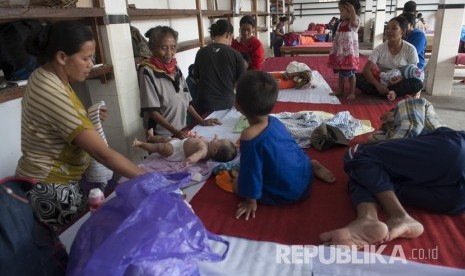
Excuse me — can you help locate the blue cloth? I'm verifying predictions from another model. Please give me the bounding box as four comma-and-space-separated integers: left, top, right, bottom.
345, 128, 465, 215
405, 29, 427, 70
238, 116, 313, 205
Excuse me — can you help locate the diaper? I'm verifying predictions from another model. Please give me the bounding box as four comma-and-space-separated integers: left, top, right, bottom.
165, 138, 187, 162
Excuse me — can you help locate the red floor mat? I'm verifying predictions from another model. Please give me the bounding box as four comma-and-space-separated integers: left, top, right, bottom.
190, 101, 465, 269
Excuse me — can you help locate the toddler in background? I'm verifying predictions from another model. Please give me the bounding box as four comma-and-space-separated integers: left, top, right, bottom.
233, 71, 335, 220
133, 129, 237, 166
328, 0, 361, 100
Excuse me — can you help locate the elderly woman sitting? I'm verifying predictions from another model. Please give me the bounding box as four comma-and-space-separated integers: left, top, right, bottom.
355, 16, 423, 100
138, 26, 221, 139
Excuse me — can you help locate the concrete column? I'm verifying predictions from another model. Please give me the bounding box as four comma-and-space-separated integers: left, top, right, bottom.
363, 0, 374, 43
425, 0, 465, 96
373, 0, 386, 48
96, 0, 146, 162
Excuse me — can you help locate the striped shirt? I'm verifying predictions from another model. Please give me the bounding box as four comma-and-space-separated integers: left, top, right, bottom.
391, 98, 443, 139
16, 67, 94, 183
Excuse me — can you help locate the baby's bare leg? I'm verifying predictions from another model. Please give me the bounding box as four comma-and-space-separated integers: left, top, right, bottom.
311, 160, 336, 183
147, 128, 172, 143
133, 138, 174, 156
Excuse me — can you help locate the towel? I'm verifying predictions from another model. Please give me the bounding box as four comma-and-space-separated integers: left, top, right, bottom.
85, 101, 113, 183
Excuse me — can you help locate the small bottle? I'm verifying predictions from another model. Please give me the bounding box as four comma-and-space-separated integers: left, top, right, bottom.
88, 188, 105, 212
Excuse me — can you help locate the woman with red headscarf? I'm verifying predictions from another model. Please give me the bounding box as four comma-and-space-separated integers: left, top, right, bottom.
138, 26, 221, 140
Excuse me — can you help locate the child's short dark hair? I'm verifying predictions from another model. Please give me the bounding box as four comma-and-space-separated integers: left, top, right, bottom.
339, 0, 361, 15
400, 12, 416, 27
236, 71, 279, 118
213, 140, 237, 162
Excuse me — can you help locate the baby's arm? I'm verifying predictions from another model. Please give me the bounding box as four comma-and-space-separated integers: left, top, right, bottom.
236, 198, 257, 220
183, 141, 208, 166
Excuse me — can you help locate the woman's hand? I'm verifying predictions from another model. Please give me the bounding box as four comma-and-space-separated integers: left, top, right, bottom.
200, 118, 222, 126
172, 130, 189, 139
99, 106, 108, 122
375, 83, 390, 95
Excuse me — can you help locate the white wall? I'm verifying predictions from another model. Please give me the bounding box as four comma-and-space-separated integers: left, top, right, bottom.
0, 98, 21, 178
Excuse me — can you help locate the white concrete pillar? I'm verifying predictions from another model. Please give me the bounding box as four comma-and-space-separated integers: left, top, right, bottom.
373, 0, 386, 48
425, 0, 465, 96
363, 0, 374, 43
97, 0, 146, 162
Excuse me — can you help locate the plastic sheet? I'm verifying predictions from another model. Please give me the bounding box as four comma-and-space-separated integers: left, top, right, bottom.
67, 172, 229, 276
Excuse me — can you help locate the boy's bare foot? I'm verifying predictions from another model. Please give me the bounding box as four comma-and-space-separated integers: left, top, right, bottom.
320, 218, 389, 249
311, 160, 336, 183
346, 93, 356, 100
384, 215, 424, 242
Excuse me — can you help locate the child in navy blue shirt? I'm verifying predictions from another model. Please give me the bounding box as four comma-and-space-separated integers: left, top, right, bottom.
233, 71, 335, 220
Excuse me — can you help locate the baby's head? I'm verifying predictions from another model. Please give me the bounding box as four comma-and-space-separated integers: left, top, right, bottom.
400, 64, 422, 80
209, 138, 237, 162
236, 71, 278, 119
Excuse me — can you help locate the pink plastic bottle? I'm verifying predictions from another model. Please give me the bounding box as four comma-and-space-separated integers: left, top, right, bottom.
88, 188, 105, 212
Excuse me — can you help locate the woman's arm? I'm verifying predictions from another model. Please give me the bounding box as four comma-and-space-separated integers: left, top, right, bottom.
187, 105, 221, 126
74, 129, 145, 178
149, 110, 188, 139
362, 60, 389, 95
251, 38, 265, 70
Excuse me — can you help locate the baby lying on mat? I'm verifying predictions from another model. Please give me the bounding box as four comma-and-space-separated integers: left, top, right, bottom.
377, 64, 422, 100
133, 129, 237, 166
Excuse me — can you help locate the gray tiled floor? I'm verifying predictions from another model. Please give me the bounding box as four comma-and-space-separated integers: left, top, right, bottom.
423, 81, 465, 130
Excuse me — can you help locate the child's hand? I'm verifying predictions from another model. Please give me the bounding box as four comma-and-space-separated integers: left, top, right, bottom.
236, 198, 257, 220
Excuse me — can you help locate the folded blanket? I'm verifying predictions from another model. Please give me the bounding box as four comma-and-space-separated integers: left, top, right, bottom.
86, 101, 113, 183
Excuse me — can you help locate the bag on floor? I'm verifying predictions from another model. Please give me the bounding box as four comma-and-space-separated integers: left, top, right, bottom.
0, 176, 68, 275
67, 172, 229, 276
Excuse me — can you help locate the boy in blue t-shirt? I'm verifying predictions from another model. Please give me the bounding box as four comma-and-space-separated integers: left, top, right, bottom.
233, 71, 335, 220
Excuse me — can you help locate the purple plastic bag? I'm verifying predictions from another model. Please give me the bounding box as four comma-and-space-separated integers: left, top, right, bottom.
67, 172, 229, 276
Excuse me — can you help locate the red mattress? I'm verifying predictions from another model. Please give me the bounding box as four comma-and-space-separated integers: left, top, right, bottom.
190, 101, 465, 269
456, 53, 465, 65
262, 56, 384, 105
190, 60, 465, 269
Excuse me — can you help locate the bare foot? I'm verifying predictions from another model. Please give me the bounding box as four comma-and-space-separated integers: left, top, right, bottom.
346, 93, 356, 100
384, 215, 424, 242
387, 91, 396, 101
132, 138, 142, 147
146, 128, 156, 142
320, 218, 389, 248
311, 160, 336, 183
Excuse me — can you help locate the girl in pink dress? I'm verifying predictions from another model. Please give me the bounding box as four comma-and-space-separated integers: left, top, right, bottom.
328, 0, 361, 100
